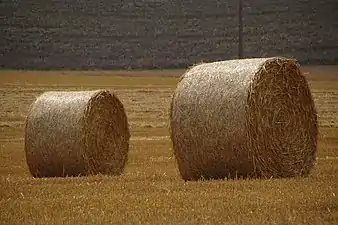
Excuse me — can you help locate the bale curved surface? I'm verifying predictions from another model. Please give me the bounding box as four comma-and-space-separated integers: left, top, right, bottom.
170, 57, 318, 181
25, 90, 130, 178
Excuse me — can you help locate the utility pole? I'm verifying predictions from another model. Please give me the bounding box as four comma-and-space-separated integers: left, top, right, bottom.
238, 0, 244, 58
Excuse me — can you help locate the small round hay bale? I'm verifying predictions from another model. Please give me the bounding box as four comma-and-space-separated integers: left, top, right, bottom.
25, 90, 130, 178
170, 57, 318, 181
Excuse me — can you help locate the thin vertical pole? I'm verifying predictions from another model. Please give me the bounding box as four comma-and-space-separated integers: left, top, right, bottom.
238, 0, 244, 58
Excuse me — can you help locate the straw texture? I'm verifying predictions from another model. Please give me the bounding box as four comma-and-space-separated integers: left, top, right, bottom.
25, 90, 130, 178
170, 57, 318, 181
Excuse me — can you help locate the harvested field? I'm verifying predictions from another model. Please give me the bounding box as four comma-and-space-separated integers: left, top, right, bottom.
0, 67, 337, 225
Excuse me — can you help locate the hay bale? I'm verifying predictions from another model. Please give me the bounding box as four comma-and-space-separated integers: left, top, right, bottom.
25, 90, 130, 178
170, 57, 318, 181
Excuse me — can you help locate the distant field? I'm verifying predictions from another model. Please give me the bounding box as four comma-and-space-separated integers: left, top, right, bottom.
0, 66, 337, 225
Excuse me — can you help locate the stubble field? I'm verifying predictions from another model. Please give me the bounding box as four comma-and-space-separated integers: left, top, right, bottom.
0, 67, 337, 225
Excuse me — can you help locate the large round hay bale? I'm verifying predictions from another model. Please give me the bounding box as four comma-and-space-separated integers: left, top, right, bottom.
170, 57, 318, 181
25, 90, 130, 178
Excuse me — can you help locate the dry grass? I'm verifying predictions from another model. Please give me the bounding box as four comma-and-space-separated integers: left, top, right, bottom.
170, 57, 318, 180
0, 67, 337, 225
25, 90, 130, 177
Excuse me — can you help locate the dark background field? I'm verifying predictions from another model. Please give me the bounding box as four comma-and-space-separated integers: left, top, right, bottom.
1, 0, 338, 69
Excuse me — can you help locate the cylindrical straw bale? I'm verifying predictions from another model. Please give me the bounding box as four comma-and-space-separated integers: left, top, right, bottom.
25, 90, 130, 178
170, 57, 318, 181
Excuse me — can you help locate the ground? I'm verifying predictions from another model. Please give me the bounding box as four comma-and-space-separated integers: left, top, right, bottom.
0, 67, 337, 225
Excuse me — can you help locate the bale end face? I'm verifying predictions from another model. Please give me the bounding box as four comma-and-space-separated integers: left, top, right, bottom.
83, 90, 130, 176
246, 58, 318, 178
